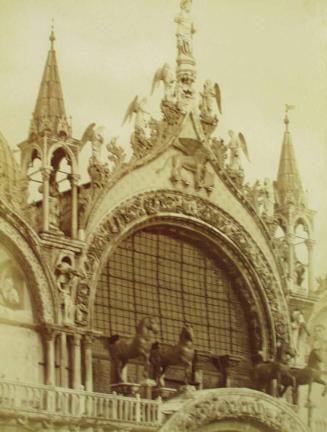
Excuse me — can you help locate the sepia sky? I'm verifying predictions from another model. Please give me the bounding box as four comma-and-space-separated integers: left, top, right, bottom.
0, 0, 327, 277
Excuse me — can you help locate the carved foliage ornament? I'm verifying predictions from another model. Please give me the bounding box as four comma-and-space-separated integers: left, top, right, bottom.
160, 388, 308, 432
82, 191, 289, 343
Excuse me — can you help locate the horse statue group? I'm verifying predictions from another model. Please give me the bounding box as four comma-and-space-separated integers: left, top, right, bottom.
108, 317, 326, 403
108, 317, 195, 387
253, 339, 326, 404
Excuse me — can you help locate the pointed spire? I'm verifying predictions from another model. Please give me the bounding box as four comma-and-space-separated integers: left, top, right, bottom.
29, 25, 70, 139
275, 105, 306, 207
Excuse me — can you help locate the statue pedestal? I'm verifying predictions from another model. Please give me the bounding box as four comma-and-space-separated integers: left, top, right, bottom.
139, 379, 156, 399
152, 386, 177, 401
111, 382, 140, 397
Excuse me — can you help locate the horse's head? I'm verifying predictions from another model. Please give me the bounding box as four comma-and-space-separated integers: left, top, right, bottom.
180, 324, 194, 342
308, 348, 323, 368
137, 317, 160, 336
276, 339, 296, 362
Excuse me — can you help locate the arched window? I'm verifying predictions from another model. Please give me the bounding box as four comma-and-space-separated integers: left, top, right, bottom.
94, 227, 251, 359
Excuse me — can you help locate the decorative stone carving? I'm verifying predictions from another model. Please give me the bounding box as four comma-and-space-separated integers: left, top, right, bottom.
151, 63, 176, 103
291, 309, 310, 364
175, 0, 196, 58
55, 256, 81, 326
0, 213, 54, 323
210, 137, 227, 170
0, 263, 21, 309
160, 388, 308, 432
157, 140, 214, 192
88, 157, 110, 190
106, 137, 127, 172
199, 80, 221, 136
295, 259, 306, 287
84, 190, 290, 347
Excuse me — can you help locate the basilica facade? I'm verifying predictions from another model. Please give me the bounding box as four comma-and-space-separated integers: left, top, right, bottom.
0, 1, 326, 431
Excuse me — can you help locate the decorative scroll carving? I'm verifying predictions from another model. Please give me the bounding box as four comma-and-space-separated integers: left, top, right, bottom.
160, 388, 308, 432
83, 190, 289, 346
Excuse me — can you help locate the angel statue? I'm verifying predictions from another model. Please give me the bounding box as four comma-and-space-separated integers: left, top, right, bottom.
227, 130, 249, 171
151, 63, 175, 102
122, 96, 153, 158
199, 80, 222, 118
175, 0, 196, 57
122, 96, 149, 131
80, 123, 105, 161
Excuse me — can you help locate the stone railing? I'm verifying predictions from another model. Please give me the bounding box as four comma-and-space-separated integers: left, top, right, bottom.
0, 379, 161, 425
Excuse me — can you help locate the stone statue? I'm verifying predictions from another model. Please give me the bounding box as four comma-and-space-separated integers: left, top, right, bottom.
227, 130, 249, 172
175, 0, 196, 57
151, 63, 176, 102
199, 80, 222, 117
295, 260, 306, 287
80, 123, 105, 161
106, 136, 127, 171
211, 138, 227, 170
55, 258, 81, 325
0, 277, 20, 308
291, 309, 310, 364
122, 96, 149, 131
261, 178, 275, 217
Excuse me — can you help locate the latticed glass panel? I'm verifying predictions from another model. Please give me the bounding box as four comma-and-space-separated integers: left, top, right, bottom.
94, 228, 251, 357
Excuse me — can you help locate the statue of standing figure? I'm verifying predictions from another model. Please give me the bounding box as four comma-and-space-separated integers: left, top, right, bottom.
291, 309, 310, 365
227, 130, 249, 172
175, 0, 196, 57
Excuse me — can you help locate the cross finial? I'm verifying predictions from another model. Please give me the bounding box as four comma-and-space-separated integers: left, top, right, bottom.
49, 19, 56, 50
284, 104, 295, 132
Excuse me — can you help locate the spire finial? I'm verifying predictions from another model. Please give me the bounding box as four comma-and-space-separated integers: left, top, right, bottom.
49, 19, 55, 50
284, 104, 295, 132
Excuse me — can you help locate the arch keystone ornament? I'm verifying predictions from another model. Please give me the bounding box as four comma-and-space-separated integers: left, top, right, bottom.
160, 388, 309, 432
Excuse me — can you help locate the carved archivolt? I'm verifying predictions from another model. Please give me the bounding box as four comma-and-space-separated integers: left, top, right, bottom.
160, 388, 308, 432
83, 190, 290, 351
0, 213, 55, 324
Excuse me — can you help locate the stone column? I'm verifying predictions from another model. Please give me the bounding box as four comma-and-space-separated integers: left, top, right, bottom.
60, 332, 68, 387
84, 335, 94, 392
72, 333, 82, 389
41, 167, 52, 232
70, 174, 80, 239
286, 231, 295, 292
44, 328, 56, 386
305, 239, 315, 294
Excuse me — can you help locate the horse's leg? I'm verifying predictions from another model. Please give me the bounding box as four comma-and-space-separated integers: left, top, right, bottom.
159, 366, 168, 388
185, 363, 192, 385
315, 377, 327, 397
307, 379, 312, 402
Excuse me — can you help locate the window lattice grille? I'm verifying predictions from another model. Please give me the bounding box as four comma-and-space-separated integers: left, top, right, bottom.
94, 229, 250, 356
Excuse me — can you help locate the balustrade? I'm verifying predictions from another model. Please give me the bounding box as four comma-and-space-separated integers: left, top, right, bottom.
0, 379, 161, 425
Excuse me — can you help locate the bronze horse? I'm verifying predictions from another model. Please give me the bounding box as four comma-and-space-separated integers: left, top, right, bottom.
252, 340, 296, 397
108, 317, 160, 383
150, 324, 195, 387
279, 348, 327, 404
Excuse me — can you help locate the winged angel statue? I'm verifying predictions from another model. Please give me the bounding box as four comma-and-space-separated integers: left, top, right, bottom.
199, 80, 222, 117
151, 63, 175, 102
122, 96, 155, 158
122, 96, 149, 130
80, 123, 105, 160
227, 130, 249, 171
